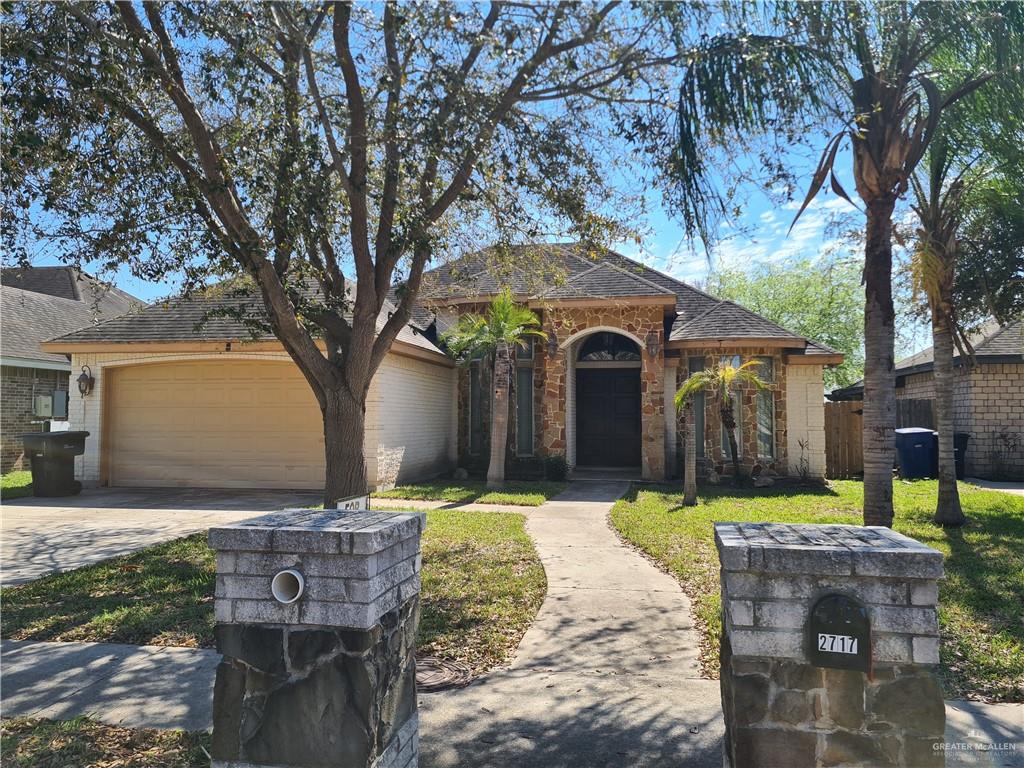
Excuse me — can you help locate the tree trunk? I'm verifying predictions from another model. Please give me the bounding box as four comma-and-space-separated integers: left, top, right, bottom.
862, 197, 897, 527
722, 398, 741, 487
931, 295, 965, 526
322, 386, 369, 508
487, 342, 511, 488
683, 399, 698, 506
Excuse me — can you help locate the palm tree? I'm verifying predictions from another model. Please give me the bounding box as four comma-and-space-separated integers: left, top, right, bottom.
669, 1, 1024, 526
680, 398, 698, 506
676, 360, 768, 489
443, 288, 546, 488
909, 78, 1023, 527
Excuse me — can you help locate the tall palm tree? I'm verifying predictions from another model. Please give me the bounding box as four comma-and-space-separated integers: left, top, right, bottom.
443, 289, 546, 488
676, 360, 768, 489
910, 136, 971, 527
909, 78, 1023, 527
669, 1, 1024, 526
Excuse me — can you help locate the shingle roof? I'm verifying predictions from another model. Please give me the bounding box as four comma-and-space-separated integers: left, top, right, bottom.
668, 299, 805, 343
1, 286, 121, 365
827, 318, 1022, 400
413, 242, 835, 352
1, 266, 140, 317
894, 318, 1022, 371
537, 261, 675, 300
47, 283, 444, 356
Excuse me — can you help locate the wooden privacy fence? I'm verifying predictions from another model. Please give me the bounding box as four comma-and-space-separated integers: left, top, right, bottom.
825, 401, 863, 479
896, 398, 935, 430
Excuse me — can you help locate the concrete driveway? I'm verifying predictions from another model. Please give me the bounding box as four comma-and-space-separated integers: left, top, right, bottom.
1, 487, 320, 585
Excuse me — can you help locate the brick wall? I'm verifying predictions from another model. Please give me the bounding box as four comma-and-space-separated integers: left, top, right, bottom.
895, 371, 935, 401
893, 363, 1023, 480
962, 362, 1024, 480
1, 365, 70, 473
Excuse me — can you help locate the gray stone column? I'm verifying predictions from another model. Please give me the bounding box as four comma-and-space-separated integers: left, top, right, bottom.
715, 522, 945, 768
209, 509, 424, 768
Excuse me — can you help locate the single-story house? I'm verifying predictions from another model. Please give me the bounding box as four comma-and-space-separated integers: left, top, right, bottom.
1, 267, 140, 473
42, 244, 842, 490
828, 318, 1023, 480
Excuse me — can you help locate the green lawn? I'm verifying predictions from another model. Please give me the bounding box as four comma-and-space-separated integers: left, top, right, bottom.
0, 717, 209, 768
0, 509, 546, 676
610, 479, 1024, 703
1, 471, 33, 500
373, 479, 567, 506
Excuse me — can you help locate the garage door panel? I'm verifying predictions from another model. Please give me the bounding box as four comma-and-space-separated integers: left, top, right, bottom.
108, 361, 325, 489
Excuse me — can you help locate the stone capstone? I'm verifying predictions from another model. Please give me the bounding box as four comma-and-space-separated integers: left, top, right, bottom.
212, 598, 420, 768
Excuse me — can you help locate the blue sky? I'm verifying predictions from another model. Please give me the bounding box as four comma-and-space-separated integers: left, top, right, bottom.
26, 147, 865, 299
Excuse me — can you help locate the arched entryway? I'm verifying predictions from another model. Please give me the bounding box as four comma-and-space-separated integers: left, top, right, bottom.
572, 331, 642, 469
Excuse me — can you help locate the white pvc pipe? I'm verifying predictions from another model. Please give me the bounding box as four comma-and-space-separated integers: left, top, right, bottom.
270, 569, 305, 604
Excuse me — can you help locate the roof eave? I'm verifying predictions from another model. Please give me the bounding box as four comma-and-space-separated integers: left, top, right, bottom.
40, 337, 453, 366
667, 337, 808, 350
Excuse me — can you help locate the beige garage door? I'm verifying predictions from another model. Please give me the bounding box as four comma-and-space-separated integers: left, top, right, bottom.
107, 360, 325, 489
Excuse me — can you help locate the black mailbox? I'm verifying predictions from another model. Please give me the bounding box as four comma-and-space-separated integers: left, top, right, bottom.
806, 593, 871, 672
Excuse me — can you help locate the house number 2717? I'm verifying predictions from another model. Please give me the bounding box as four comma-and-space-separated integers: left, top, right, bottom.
817, 633, 858, 654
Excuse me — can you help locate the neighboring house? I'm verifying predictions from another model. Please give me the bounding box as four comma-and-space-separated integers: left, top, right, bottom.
42, 244, 842, 491
828, 319, 1024, 480
1, 267, 141, 473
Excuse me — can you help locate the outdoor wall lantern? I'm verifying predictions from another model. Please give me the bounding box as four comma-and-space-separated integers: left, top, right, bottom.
547, 331, 559, 358
646, 330, 661, 358
77, 365, 95, 397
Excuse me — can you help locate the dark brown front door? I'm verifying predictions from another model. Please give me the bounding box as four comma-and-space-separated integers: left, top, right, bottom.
576, 368, 641, 467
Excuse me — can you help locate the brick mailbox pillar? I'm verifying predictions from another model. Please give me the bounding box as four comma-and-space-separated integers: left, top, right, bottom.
714, 523, 946, 768
209, 509, 424, 768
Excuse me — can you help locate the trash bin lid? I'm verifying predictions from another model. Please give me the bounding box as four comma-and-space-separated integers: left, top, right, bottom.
20, 431, 90, 439
894, 427, 936, 435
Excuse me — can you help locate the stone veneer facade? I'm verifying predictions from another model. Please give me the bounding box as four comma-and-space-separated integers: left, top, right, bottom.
674, 346, 790, 480
715, 522, 945, 768
895, 362, 1024, 480
209, 509, 423, 768
453, 303, 830, 482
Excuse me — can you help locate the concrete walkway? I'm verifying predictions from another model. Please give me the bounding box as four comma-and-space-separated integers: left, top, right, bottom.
1, 487, 319, 584
419, 479, 721, 767
2, 480, 1021, 767
966, 478, 1024, 497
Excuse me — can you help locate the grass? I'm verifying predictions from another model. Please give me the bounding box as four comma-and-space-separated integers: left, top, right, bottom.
0, 717, 210, 768
609, 479, 1024, 703
373, 479, 567, 506
1, 471, 33, 500
0, 509, 546, 677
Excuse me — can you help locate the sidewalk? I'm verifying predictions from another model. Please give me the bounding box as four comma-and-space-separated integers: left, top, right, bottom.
3, 638, 1019, 767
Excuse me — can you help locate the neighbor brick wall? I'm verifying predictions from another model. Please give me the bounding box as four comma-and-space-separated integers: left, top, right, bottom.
895, 371, 935, 401
1, 365, 70, 473
893, 363, 1023, 480
962, 362, 1024, 480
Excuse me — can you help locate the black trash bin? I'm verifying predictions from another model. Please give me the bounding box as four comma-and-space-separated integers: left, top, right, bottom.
895, 427, 937, 479
21, 431, 90, 497
954, 432, 970, 480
